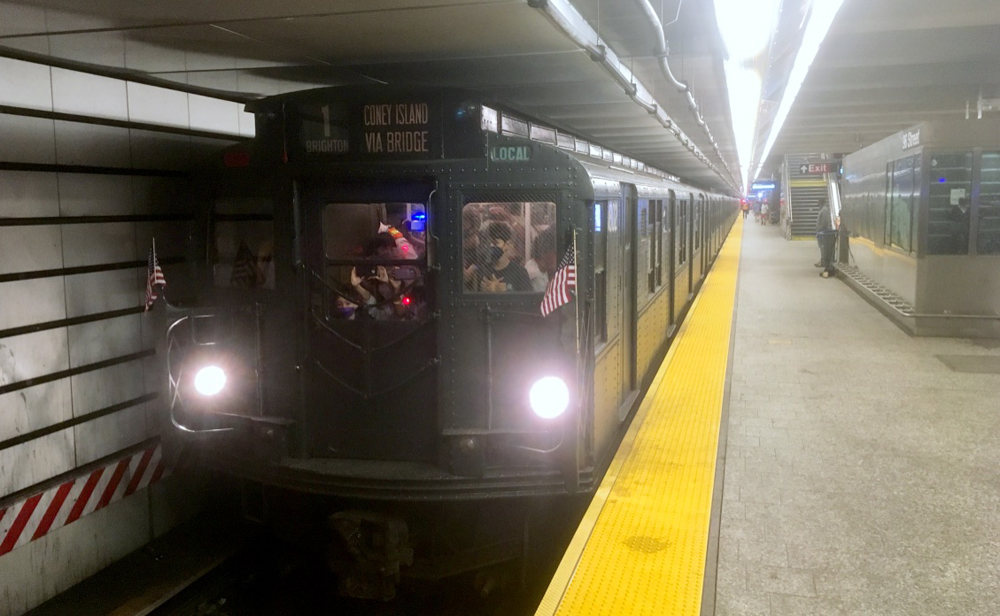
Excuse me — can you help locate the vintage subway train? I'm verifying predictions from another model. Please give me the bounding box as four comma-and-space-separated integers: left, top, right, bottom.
162, 86, 737, 598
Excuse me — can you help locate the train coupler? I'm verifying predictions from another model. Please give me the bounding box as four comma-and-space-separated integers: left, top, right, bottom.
327, 511, 414, 601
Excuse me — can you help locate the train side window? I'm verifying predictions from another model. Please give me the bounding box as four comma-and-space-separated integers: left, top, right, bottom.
594, 200, 608, 344
210, 197, 275, 290
677, 198, 687, 268
654, 200, 663, 288
978, 152, 1000, 254
462, 201, 555, 294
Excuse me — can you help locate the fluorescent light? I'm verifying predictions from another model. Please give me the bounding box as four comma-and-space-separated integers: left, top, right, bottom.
715, 0, 782, 192
755, 0, 847, 180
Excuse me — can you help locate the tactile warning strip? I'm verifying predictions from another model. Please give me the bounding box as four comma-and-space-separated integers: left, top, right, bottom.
536, 218, 742, 616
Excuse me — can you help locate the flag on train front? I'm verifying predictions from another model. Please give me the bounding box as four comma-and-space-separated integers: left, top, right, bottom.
540, 244, 576, 317
144, 238, 166, 311
230, 240, 258, 288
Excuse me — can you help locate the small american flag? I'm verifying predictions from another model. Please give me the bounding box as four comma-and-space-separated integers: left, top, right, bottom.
541, 244, 576, 317
230, 240, 258, 288
144, 239, 166, 311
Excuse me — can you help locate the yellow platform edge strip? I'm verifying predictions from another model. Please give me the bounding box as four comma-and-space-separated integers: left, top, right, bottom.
535, 218, 743, 616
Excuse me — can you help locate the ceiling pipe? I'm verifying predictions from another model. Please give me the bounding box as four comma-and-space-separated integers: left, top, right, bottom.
632, 0, 734, 178
528, 0, 737, 191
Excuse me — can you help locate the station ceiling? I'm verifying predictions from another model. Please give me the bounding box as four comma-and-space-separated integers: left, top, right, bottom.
1, 0, 998, 194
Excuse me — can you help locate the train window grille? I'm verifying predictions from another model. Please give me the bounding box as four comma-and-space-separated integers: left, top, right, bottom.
317, 202, 429, 321
210, 199, 275, 290
461, 201, 556, 294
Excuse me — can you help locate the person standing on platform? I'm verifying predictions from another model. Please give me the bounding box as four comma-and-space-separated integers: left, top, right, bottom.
815, 199, 832, 267
760, 201, 769, 226
741, 201, 750, 219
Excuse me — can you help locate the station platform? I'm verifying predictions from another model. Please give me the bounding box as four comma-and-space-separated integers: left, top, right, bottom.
537, 220, 1000, 615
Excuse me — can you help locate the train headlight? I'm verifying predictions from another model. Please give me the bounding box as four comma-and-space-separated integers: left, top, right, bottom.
529, 376, 569, 419
193, 365, 227, 396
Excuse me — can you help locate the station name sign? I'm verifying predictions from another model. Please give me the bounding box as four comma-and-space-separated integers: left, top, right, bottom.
751, 180, 776, 190
902, 128, 921, 150
294, 99, 443, 160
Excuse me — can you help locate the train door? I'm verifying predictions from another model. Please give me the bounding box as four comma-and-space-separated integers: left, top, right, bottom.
620, 184, 638, 413
300, 180, 438, 463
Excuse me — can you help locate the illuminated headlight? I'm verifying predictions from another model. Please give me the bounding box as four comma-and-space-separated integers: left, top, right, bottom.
529, 376, 570, 419
193, 365, 227, 396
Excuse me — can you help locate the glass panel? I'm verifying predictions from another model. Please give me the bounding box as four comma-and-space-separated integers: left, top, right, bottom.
211, 197, 274, 289
655, 201, 663, 287
461, 201, 556, 293
677, 199, 687, 268
978, 152, 1000, 254
320, 202, 427, 321
889, 157, 915, 252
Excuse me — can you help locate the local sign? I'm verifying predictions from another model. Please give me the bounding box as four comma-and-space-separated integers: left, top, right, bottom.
798, 162, 833, 175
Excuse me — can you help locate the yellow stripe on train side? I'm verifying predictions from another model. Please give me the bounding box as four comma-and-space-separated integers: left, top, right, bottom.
536, 217, 743, 616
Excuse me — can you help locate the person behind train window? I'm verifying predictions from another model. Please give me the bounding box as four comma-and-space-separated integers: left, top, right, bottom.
481, 222, 531, 292
950, 197, 971, 254
526, 226, 558, 292
350, 232, 421, 318
463, 207, 486, 290
815, 198, 832, 268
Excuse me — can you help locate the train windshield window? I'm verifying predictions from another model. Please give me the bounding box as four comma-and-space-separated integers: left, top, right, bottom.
462, 201, 556, 294
211, 197, 275, 290
319, 202, 428, 321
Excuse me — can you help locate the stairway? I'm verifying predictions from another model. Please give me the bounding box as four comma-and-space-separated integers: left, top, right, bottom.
784, 154, 832, 237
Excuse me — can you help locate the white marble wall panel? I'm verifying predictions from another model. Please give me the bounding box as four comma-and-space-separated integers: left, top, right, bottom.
0, 114, 56, 164
51, 68, 128, 121
49, 31, 127, 69
124, 37, 187, 74
0, 428, 74, 498
0, 58, 53, 111
70, 359, 145, 418
239, 107, 257, 137
67, 314, 142, 369
0, 3, 46, 37
64, 269, 139, 319
56, 173, 134, 216
0, 328, 70, 387
73, 404, 147, 466
190, 134, 240, 162
0, 278, 66, 331
150, 475, 203, 539
129, 129, 191, 170
127, 82, 189, 129
61, 221, 136, 268
0, 379, 72, 443
132, 176, 187, 215
0, 170, 59, 217
0, 226, 62, 275
188, 94, 240, 135
54, 121, 131, 168
0, 489, 150, 615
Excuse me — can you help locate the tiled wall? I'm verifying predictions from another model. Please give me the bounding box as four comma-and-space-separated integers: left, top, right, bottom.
0, 55, 248, 614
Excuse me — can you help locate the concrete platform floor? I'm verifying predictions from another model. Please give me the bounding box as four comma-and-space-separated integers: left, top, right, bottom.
715, 222, 1000, 615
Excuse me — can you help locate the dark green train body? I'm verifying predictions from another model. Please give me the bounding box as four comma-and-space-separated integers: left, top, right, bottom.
164, 85, 737, 597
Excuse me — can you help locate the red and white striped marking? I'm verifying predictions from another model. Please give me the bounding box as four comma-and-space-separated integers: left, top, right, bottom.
0, 443, 170, 557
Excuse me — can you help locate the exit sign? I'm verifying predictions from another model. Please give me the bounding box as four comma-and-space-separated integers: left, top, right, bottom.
798, 162, 833, 175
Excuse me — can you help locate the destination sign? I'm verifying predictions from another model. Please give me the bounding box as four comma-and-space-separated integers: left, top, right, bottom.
751, 180, 776, 190
490, 145, 532, 162
292, 98, 443, 160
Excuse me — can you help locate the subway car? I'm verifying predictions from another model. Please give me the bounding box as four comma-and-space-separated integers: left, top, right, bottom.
163, 85, 737, 599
